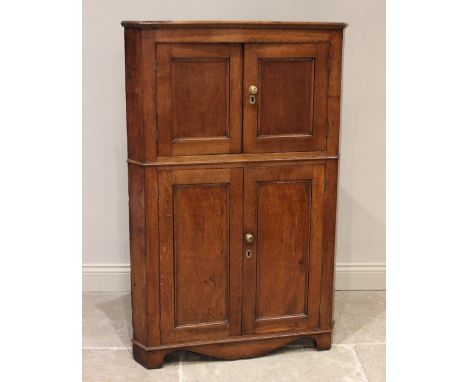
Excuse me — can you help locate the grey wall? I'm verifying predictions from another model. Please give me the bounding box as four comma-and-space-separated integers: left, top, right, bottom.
83, 0, 385, 279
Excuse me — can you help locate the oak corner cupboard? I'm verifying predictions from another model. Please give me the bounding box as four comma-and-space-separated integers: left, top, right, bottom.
122, 20, 346, 369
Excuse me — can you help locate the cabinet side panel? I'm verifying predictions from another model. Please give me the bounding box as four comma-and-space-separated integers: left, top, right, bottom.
327, 30, 343, 156
141, 31, 158, 161
124, 29, 144, 161
145, 167, 160, 345
128, 163, 147, 344
320, 160, 339, 329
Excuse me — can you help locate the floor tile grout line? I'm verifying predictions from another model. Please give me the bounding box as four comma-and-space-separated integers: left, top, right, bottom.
345, 344, 370, 382
178, 352, 184, 382
334, 342, 386, 346
83, 346, 132, 350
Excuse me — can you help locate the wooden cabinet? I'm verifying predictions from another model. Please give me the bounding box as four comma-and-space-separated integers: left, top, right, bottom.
123, 21, 345, 369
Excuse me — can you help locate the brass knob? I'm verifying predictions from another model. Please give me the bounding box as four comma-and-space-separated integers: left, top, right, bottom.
244, 233, 255, 243
249, 85, 258, 95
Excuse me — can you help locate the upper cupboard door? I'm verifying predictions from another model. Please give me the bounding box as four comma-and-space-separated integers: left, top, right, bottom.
243, 43, 330, 153
156, 44, 242, 156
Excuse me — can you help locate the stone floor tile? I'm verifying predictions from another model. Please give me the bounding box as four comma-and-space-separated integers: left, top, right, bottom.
82, 291, 386, 381
179, 346, 366, 382
83, 292, 132, 348
83, 349, 180, 382
333, 291, 386, 344
355, 344, 386, 382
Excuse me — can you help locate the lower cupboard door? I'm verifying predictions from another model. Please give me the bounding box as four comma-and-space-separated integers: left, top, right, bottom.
242, 164, 326, 335
158, 168, 243, 343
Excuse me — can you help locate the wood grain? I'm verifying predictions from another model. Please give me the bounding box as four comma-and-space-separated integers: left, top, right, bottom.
158, 168, 243, 343
172, 60, 229, 139
153, 28, 334, 44
121, 21, 347, 30
124, 29, 144, 161
133, 331, 332, 369
320, 160, 339, 330
128, 152, 337, 167
243, 164, 325, 335
173, 184, 229, 326
156, 44, 242, 156
144, 167, 160, 346
123, 21, 344, 368
123, 30, 158, 162
326, 30, 344, 156
243, 43, 330, 153
256, 181, 310, 319
127, 164, 147, 344
258, 59, 315, 136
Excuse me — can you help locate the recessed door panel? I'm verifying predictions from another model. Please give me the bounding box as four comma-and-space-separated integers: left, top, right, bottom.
173, 184, 229, 326
243, 164, 325, 335
244, 43, 330, 153
159, 168, 243, 343
258, 59, 315, 137
172, 60, 229, 140
256, 181, 311, 319
157, 44, 242, 156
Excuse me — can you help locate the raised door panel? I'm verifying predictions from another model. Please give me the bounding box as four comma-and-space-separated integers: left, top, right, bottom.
243, 164, 325, 334
156, 44, 242, 156
159, 168, 243, 343
243, 43, 330, 153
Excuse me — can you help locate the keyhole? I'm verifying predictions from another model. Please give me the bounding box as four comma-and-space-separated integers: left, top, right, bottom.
245, 250, 252, 259
249, 95, 256, 105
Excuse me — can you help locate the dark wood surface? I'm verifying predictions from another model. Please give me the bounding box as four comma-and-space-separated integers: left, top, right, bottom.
123, 21, 343, 368
156, 44, 242, 156
124, 29, 158, 162
150, 28, 336, 44
124, 30, 343, 160
127, 164, 147, 344
127, 152, 338, 167
133, 330, 332, 369
158, 168, 243, 343
121, 20, 347, 30
242, 165, 325, 335
243, 43, 329, 153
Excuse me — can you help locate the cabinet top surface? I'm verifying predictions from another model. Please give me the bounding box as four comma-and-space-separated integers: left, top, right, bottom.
121, 20, 347, 30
